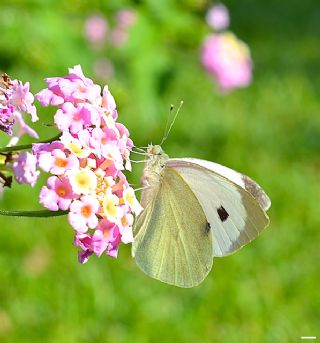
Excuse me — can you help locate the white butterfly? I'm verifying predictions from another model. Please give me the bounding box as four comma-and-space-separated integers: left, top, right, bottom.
132, 144, 270, 288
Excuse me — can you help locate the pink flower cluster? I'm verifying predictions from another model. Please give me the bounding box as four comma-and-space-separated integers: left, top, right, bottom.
27, 65, 142, 263
0, 74, 38, 142
201, 3, 252, 92
202, 32, 252, 92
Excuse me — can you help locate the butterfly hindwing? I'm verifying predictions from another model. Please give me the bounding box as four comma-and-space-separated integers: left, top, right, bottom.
132, 167, 213, 288
166, 158, 270, 257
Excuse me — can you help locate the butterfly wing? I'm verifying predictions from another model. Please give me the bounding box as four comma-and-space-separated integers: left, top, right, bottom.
132, 167, 213, 288
166, 158, 270, 257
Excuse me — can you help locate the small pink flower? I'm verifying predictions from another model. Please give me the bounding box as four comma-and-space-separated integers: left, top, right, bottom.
89, 129, 124, 168
101, 86, 117, 119
54, 102, 101, 133
36, 88, 64, 106
38, 149, 79, 175
106, 228, 121, 258
13, 152, 40, 187
68, 195, 100, 232
73, 233, 94, 263
201, 32, 252, 92
10, 80, 38, 122
119, 212, 134, 243
85, 15, 108, 44
206, 4, 229, 31
96, 219, 121, 256
40, 176, 77, 211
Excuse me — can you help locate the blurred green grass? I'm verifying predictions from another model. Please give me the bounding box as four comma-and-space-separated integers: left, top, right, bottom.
0, 1, 319, 342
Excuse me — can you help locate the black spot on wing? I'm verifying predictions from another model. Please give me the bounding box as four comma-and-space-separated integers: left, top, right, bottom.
205, 222, 211, 234
217, 206, 229, 222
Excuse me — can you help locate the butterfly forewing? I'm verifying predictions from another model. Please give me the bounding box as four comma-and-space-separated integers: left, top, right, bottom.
133, 167, 213, 288
169, 158, 271, 211
166, 158, 270, 257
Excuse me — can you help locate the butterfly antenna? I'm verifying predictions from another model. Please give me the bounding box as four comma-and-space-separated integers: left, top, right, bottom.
160, 104, 174, 145
160, 101, 184, 146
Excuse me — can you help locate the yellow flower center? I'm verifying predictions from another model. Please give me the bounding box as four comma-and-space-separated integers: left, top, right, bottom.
76, 173, 90, 187
105, 200, 117, 217
102, 194, 119, 220
68, 143, 82, 155
124, 190, 134, 207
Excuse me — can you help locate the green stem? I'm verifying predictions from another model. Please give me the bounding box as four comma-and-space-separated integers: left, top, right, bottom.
0, 209, 68, 217
0, 133, 62, 153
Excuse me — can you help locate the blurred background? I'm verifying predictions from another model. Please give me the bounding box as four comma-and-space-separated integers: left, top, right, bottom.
0, 0, 319, 342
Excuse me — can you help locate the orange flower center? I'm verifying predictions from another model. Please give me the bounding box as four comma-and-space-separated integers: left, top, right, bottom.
57, 186, 66, 197
55, 158, 68, 168
121, 215, 128, 227
81, 205, 92, 218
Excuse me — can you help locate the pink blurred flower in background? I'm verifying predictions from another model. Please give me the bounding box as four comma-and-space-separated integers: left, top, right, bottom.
85, 14, 108, 46
93, 59, 115, 82
116, 9, 137, 29
111, 10, 136, 47
206, 4, 230, 31
111, 28, 129, 47
201, 32, 252, 92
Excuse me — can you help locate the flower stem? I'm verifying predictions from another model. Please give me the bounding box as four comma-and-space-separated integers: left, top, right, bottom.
0, 133, 62, 153
0, 209, 68, 217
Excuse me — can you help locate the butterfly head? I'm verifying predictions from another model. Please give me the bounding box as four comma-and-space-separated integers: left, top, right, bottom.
147, 144, 164, 156
143, 144, 169, 178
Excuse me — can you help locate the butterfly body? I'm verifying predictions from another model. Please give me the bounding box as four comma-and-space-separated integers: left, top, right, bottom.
132, 145, 270, 288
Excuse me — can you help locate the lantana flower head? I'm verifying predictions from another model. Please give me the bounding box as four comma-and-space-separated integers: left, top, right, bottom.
31, 65, 141, 262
